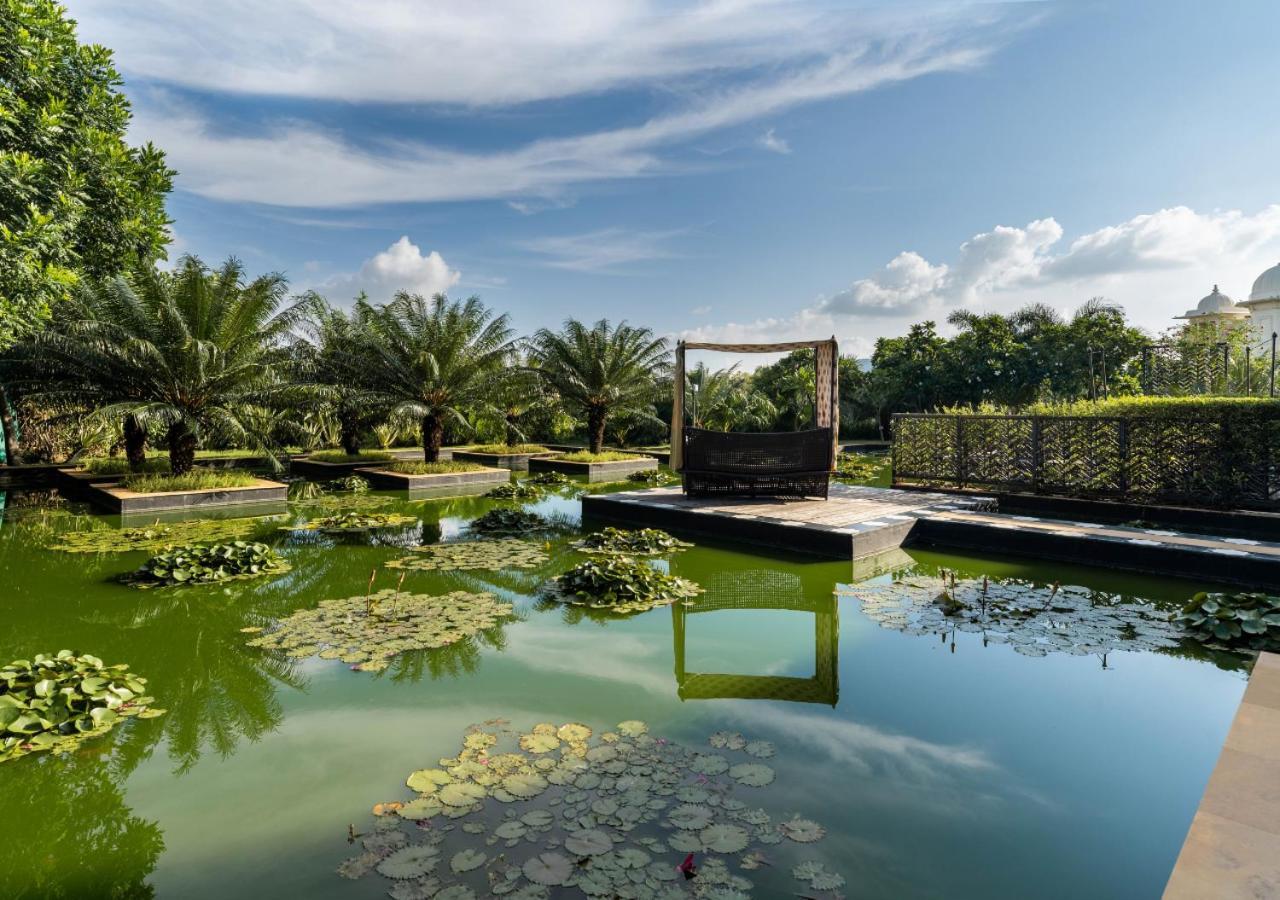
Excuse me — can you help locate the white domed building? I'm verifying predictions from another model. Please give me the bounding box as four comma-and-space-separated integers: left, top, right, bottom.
1238, 262, 1280, 347
1175, 285, 1250, 328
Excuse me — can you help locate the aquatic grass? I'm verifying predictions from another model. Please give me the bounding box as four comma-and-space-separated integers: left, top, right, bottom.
122, 469, 260, 493
556, 450, 644, 462
387, 460, 487, 476
77, 456, 170, 476
0, 650, 165, 762
307, 450, 393, 464
467, 443, 552, 455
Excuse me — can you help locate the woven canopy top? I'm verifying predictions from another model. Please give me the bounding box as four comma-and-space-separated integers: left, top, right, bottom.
680, 339, 836, 353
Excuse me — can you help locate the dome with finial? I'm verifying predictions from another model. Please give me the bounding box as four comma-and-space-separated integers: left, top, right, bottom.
1177, 285, 1248, 320
1245, 262, 1280, 305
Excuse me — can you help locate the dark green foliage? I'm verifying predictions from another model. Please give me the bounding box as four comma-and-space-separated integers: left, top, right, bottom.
1176, 592, 1280, 651
574, 527, 691, 556
627, 468, 675, 485
294, 512, 415, 533
124, 541, 289, 587
468, 508, 550, 535
0, 649, 164, 762
0, 0, 173, 348
832, 453, 887, 484
548, 557, 702, 613
527, 470, 572, 486
485, 481, 542, 500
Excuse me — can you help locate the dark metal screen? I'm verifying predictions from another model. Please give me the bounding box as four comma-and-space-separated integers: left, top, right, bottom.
892, 412, 1280, 509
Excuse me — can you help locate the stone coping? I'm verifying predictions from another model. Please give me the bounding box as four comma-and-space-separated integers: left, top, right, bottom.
529, 455, 657, 483
451, 449, 557, 471
356, 465, 508, 492
1164, 652, 1280, 898
290, 456, 397, 478
86, 477, 289, 513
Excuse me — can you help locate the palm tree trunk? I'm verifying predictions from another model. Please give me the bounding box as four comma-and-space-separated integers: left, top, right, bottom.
587, 406, 607, 455
0, 385, 21, 466
505, 413, 519, 446
167, 421, 197, 475
339, 412, 361, 456
421, 414, 443, 463
123, 414, 147, 471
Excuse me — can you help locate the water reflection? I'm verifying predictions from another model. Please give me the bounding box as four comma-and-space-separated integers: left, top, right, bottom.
672, 569, 839, 705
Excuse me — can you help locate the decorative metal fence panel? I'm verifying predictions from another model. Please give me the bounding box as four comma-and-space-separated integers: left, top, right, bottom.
892, 412, 1280, 509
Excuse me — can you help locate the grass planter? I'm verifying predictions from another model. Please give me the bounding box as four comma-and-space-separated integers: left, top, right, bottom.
451, 449, 556, 471
357, 465, 508, 496
85, 477, 288, 514
529, 454, 658, 483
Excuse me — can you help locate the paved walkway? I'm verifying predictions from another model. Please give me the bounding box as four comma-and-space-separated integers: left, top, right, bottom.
1165, 652, 1280, 899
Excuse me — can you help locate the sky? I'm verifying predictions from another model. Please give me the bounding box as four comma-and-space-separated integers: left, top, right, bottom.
65, 0, 1280, 361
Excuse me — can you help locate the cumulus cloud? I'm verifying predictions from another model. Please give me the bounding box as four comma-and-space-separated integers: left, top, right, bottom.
688, 204, 1280, 354
320, 236, 460, 302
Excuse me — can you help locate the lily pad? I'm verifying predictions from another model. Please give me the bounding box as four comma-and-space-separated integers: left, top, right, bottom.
376, 845, 440, 879
387, 538, 548, 572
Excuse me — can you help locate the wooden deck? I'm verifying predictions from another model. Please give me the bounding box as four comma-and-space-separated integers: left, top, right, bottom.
1165, 652, 1280, 898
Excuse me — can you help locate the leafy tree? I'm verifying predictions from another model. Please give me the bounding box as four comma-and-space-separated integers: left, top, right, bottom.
17, 256, 301, 474
684, 362, 776, 432
529, 319, 669, 454
0, 0, 173, 349
342, 292, 516, 461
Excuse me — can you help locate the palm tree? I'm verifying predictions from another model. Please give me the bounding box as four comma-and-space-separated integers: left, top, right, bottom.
341, 292, 516, 462
295, 293, 388, 455
21, 256, 300, 474
685, 362, 776, 431
528, 319, 669, 453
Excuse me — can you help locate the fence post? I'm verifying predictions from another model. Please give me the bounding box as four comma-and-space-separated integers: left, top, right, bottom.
1247, 345, 1252, 394
954, 416, 965, 488
1031, 416, 1043, 494
1117, 418, 1129, 500
1272, 333, 1277, 398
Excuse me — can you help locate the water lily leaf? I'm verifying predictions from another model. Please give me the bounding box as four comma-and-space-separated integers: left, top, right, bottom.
522, 851, 574, 886
728, 763, 775, 787
407, 769, 454, 793
617, 720, 648, 737
743, 740, 775, 758
438, 782, 487, 807
450, 848, 487, 873
668, 804, 714, 830
519, 733, 560, 754
700, 824, 750, 854
779, 817, 826, 843
376, 845, 441, 879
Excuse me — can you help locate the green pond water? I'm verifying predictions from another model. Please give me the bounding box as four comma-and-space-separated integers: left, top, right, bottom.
0, 478, 1249, 899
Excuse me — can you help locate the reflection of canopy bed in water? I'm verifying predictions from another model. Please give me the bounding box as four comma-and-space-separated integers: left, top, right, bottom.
671, 339, 840, 499
672, 570, 839, 706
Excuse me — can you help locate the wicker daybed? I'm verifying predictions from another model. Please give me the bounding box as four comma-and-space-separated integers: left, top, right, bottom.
671, 338, 839, 499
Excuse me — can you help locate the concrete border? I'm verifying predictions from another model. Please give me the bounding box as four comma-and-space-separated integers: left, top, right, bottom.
451, 449, 556, 471
530, 455, 658, 483
85, 477, 289, 513
290, 456, 396, 478
357, 465, 508, 493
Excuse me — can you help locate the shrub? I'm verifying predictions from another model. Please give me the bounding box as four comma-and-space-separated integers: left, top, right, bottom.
307, 450, 392, 464
124, 541, 290, 587
123, 469, 258, 493
387, 460, 485, 475
79, 457, 170, 475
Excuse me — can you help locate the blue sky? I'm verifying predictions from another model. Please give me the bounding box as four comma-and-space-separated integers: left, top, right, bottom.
67, 0, 1280, 357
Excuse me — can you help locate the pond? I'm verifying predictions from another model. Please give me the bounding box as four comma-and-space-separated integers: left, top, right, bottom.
0, 478, 1247, 899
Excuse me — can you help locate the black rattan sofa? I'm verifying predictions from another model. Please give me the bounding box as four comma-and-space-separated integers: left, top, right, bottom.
680, 427, 833, 499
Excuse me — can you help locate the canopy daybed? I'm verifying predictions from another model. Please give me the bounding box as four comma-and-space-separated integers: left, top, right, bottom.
670, 338, 839, 499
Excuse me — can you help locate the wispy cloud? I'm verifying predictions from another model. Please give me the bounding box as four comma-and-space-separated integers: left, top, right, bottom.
518, 227, 689, 273
758, 128, 791, 154
105, 4, 1031, 208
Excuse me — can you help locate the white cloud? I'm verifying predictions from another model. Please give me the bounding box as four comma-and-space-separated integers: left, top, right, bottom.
320, 236, 460, 302
111, 5, 1026, 208
686, 205, 1280, 355
758, 128, 791, 154
518, 227, 688, 273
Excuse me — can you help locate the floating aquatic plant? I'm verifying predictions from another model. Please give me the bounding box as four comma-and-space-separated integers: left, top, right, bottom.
123, 541, 291, 588
1176, 591, 1280, 652
546, 557, 702, 614
48, 516, 269, 553
573, 527, 691, 556
467, 509, 550, 536
526, 471, 572, 486
291, 512, 418, 534
245, 588, 515, 672
340, 719, 839, 898
832, 453, 886, 483
330, 475, 371, 493
484, 481, 543, 501
841, 575, 1183, 657
1, 650, 165, 763
627, 468, 676, 485
386, 538, 549, 572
